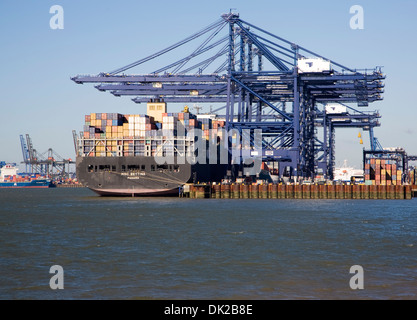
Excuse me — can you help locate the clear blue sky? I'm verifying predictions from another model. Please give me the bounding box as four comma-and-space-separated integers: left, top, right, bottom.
1, 0, 416, 169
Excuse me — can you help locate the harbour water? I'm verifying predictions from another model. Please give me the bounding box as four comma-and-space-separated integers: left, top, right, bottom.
0, 188, 416, 300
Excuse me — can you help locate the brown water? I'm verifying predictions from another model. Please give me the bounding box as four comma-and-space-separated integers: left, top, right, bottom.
0, 188, 416, 299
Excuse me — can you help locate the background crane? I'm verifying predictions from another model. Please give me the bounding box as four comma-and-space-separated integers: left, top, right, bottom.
20, 134, 75, 179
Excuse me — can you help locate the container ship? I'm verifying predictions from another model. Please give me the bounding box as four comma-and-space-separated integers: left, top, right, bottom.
0, 163, 53, 188
333, 160, 364, 183
75, 101, 231, 196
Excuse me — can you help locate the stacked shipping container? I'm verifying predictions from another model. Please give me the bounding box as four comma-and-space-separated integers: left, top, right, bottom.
364, 158, 402, 185
79, 112, 215, 158
408, 168, 416, 185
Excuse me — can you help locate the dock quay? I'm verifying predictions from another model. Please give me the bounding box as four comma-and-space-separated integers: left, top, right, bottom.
55, 183, 85, 188
182, 184, 417, 200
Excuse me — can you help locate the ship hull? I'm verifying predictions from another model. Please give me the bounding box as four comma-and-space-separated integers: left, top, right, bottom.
76, 156, 228, 197
0, 180, 53, 188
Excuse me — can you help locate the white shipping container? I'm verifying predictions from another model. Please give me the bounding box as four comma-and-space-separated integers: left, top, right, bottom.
298, 58, 331, 73
325, 103, 347, 114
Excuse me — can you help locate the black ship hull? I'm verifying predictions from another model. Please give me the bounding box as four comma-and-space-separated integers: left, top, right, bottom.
76, 156, 228, 196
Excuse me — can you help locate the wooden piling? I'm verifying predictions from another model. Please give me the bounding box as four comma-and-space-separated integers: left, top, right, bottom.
260, 184, 268, 199
327, 185, 335, 199
311, 185, 319, 199
395, 185, 404, 200
241, 184, 249, 199
232, 184, 240, 199
302, 184, 311, 199
278, 184, 286, 199
295, 184, 302, 199
222, 184, 230, 199
361, 185, 370, 199
352, 185, 360, 199
335, 185, 344, 199
378, 185, 386, 199
270, 184, 278, 199
405, 185, 412, 200
195, 186, 206, 198
250, 184, 259, 199
286, 184, 294, 199
344, 185, 352, 199
213, 184, 221, 199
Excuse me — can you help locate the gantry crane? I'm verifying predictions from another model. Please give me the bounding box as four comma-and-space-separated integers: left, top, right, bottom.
71, 12, 385, 180
20, 134, 75, 178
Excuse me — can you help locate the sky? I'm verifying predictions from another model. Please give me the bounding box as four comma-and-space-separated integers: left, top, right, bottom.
0, 0, 416, 170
